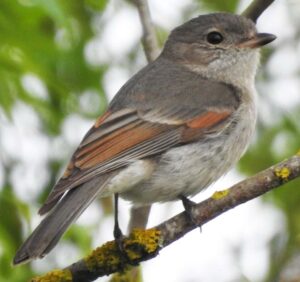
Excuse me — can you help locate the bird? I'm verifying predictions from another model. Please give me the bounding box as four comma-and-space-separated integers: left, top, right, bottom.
13, 12, 276, 265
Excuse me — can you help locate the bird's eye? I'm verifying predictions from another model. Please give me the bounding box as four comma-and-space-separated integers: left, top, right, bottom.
206, 31, 224, 44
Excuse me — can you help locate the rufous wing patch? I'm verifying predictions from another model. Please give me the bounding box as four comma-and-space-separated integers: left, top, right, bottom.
186, 111, 231, 129
75, 124, 166, 169
61, 111, 112, 179
181, 110, 232, 143
94, 111, 111, 128
77, 120, 141, 158
62, 161, 75, 179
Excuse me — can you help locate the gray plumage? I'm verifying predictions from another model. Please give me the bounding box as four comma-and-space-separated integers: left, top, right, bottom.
13, 174, 113, 264
13, 12, 275, 265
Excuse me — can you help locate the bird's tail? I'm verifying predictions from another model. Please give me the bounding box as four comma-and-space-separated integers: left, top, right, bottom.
13, 175, 111, 265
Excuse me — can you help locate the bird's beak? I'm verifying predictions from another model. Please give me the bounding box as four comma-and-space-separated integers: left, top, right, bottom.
238, 33, 276, 48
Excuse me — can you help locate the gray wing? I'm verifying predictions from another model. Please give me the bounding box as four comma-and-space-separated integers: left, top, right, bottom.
39, 58, 240, 214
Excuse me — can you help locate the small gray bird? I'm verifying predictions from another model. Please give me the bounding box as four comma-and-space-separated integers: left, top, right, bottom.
13, 12, 276, 265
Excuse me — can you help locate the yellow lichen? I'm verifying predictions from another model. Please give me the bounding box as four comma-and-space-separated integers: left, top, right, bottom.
211, 189, 229, 200
275, 167, 290, 181
84, 228, 161, 273
124, 229, 161, 261
30, 269, 72, 282
85, 241, 123, 273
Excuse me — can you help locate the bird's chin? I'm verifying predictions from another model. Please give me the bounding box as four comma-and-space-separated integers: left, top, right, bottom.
176, 48, 259, 89
216, 48, 259, 72
188, 48, 260, 88
217, 49, 260, 88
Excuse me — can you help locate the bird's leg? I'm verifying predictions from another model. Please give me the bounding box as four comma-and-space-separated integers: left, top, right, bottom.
179, 195, 201, 230
113, 193, 123, 241
113, 193, 129, 263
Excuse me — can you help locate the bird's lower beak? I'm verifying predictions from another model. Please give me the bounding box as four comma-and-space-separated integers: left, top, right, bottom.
238, 33, 276, 48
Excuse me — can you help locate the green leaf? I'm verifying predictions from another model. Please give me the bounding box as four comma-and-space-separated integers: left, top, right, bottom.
198, 0, 240, 12
84, 0, 108, 11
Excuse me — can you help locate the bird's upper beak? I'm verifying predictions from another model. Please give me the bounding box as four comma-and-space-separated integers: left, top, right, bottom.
238, 33, 276, 48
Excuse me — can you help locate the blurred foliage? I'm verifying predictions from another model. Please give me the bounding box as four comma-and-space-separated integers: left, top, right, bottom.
0, 0, 300, 282
0, 0, 109, 280
199, 0, 240, 12
0, 184, 33, 281
0, 0, 107, 134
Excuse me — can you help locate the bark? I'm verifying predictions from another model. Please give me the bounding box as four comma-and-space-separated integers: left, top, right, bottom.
129, 0, 159, 62
242, 0, 275, 22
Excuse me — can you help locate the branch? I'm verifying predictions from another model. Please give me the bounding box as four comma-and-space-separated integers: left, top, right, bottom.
128, 205, 152, 231
31, 153, 300, 282
130, 0, 160, 62
242, 0, 275, 22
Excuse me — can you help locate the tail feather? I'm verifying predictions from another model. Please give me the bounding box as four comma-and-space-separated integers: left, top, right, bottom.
13, 175, 112, 265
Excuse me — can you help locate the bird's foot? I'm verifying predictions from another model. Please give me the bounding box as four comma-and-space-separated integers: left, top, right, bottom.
179, 195, 202, 232
113, 223, 132, 268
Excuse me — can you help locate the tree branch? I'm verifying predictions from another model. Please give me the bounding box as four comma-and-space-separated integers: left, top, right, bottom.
31, 153, 300, 282
130, 0, 160, 62
242, 0, 275, 22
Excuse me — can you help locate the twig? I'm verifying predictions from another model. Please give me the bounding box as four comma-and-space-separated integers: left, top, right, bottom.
128, 205, 152, 232
31, 153, 300, 282
130, 0, 160, 62
242, 0, 275, 22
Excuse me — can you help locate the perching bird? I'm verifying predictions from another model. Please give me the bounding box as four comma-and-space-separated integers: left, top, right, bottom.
13, 12, 276, 265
